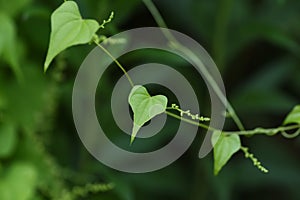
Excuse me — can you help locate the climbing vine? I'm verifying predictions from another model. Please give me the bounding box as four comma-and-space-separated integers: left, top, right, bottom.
44, 0, 300, 176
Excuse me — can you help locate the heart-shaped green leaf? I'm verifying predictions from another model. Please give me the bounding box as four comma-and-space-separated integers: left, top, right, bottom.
212, 131, 241, 175
128, 85, 168, 144
283, 105, 300, 125
44, 1, 99, 71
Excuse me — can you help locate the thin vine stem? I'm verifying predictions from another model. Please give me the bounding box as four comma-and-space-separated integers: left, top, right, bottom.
93, 26, 300, 139
94, 41, 134, 87
212, 0, 234, 72
142, 0, 245, 131
166, 109, 300, 138
92, 2, 300, 142
91, 9, 300, 140
281, 127, 300, 138
224, 124, 300, 136
142, 0, 178, 43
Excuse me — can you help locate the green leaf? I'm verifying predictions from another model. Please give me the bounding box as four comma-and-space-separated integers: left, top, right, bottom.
3, 66, 48, 130
44, 1, 99, 71
128, 85, 168, 144
0, 14, 21, 78
212, 131, 241, 175
283, 105, 300, 125
0, 123, 17, 158
0, 162, 37, 200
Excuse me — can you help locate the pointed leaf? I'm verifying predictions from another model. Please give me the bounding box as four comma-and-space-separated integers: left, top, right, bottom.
283, 105, 300, 125
44, 1, 99, 71
128, 85, 168, 144
212, 131, 241, 175
0, 14, 21, 78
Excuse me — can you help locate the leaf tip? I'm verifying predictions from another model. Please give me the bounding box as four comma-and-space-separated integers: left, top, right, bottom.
214, 170, 219, 176
43, 64, 48, 73
130, 137, 135, 145
44, 56, 51, 73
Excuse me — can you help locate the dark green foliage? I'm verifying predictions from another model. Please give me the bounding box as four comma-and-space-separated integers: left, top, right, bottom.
0, 0, 300, 200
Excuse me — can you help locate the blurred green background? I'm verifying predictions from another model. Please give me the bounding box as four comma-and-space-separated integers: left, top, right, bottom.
0, 0, 300, 199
